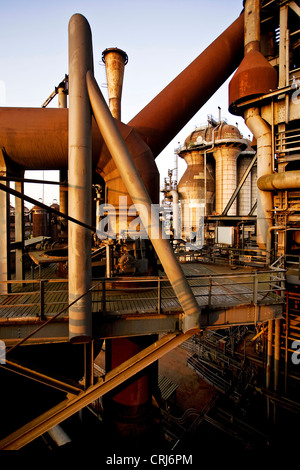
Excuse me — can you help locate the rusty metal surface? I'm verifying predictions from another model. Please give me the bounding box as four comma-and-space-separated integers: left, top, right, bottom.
128, 13, 244, 158
102, 48, 128, 120
229, 50, 277, 114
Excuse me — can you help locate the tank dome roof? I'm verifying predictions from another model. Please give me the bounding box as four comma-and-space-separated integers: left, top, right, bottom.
180, 121, 247, 152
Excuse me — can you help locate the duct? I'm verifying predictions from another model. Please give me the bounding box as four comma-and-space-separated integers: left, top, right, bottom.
128, 13, 244, 157
257, 171, 300, 191
229, 0, 277, 115
68, 13, 93, 343
167, 190, 180, 240
86, 70, 200, 333
244, 107, 273, 249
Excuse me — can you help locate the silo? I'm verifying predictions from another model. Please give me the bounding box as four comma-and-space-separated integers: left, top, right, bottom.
177, 126, 215, 241
212, 123, 247, 215
31, 203, 49, 237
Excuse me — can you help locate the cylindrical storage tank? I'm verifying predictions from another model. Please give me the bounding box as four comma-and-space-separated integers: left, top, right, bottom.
177, 126, 215, 241
178, 150, 205, 242
237, 141, 255, 215
49, 200, 60, 241
213, 123, 247, 215
31, 203, 49, 237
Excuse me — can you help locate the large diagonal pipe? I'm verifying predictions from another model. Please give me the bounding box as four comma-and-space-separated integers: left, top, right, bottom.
128, 13, 244, 157
87, 70, 200, 334
0, 12, 244, 169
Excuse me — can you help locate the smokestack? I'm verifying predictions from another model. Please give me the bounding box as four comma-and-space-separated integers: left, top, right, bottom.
102, 48, 128, 120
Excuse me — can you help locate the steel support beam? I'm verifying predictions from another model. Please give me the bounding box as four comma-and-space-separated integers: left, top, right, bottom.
0, 303, 283, 345
0, 331, 196, 450
222, 154, 257, 215
0, 359, 83, 395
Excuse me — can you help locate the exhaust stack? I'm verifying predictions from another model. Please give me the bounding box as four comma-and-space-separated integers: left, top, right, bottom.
102, 48, 128, 120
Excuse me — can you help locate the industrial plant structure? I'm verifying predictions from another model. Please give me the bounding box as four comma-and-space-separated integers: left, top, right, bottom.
0, 0, 299, 456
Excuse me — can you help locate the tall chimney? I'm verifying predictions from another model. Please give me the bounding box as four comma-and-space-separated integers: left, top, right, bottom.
102, 47, 128, 120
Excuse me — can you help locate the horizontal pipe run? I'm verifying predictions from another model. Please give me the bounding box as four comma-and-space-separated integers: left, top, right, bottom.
257, 171, 300, 190
86, 71, 201, 333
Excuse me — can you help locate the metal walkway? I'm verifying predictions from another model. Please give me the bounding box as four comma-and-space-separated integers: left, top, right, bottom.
0, 262, 285, 344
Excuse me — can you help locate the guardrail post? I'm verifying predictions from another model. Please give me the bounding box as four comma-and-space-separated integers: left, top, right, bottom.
102, 280, 106, 315
158, 277, 161, 314
40, 280, 45, 320
253, 271, 258, 304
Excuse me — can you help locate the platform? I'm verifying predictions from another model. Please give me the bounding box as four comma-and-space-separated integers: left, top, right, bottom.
0, 262, 285, 345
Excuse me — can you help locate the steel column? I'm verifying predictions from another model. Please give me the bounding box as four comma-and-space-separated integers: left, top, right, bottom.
68, 14, 94, 342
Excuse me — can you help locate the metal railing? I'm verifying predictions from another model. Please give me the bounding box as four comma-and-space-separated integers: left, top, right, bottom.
0, 269, 286, 320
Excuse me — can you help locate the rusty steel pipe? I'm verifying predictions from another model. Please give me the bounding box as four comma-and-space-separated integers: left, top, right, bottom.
102, 48, 128, 120
87, 70, 200, 333
244, 107, 273, 249
258, 171, 300, 191
68, 13, 94, 343
244, 0, 260, 54
0, 107, 159, 204
128, 13, 244, 157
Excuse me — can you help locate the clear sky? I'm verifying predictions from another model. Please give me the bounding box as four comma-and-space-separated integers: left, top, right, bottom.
0, 0, 250, 207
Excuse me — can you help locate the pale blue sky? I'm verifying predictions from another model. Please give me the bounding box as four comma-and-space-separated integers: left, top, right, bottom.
0, 0, 249, 206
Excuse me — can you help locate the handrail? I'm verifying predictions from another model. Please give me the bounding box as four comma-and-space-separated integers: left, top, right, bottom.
0, 269, 285, 327
5, 278, 105, 355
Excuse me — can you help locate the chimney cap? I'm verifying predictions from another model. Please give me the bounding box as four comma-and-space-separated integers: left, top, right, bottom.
102, 48, 128, 65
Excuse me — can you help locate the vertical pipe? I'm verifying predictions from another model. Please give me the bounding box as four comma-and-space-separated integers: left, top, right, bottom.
15, 178, 25, 281
274, 318, 281, 392
285, 291, 289, 394
58, 82, 68, 241
266, 319, 273, 419
58, 82, 68, 109
244, 0, 260, 54
273, 318, 281, 423
68, 14, 94, 342
0, 150, 10, 295
244, 108, 273, 249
